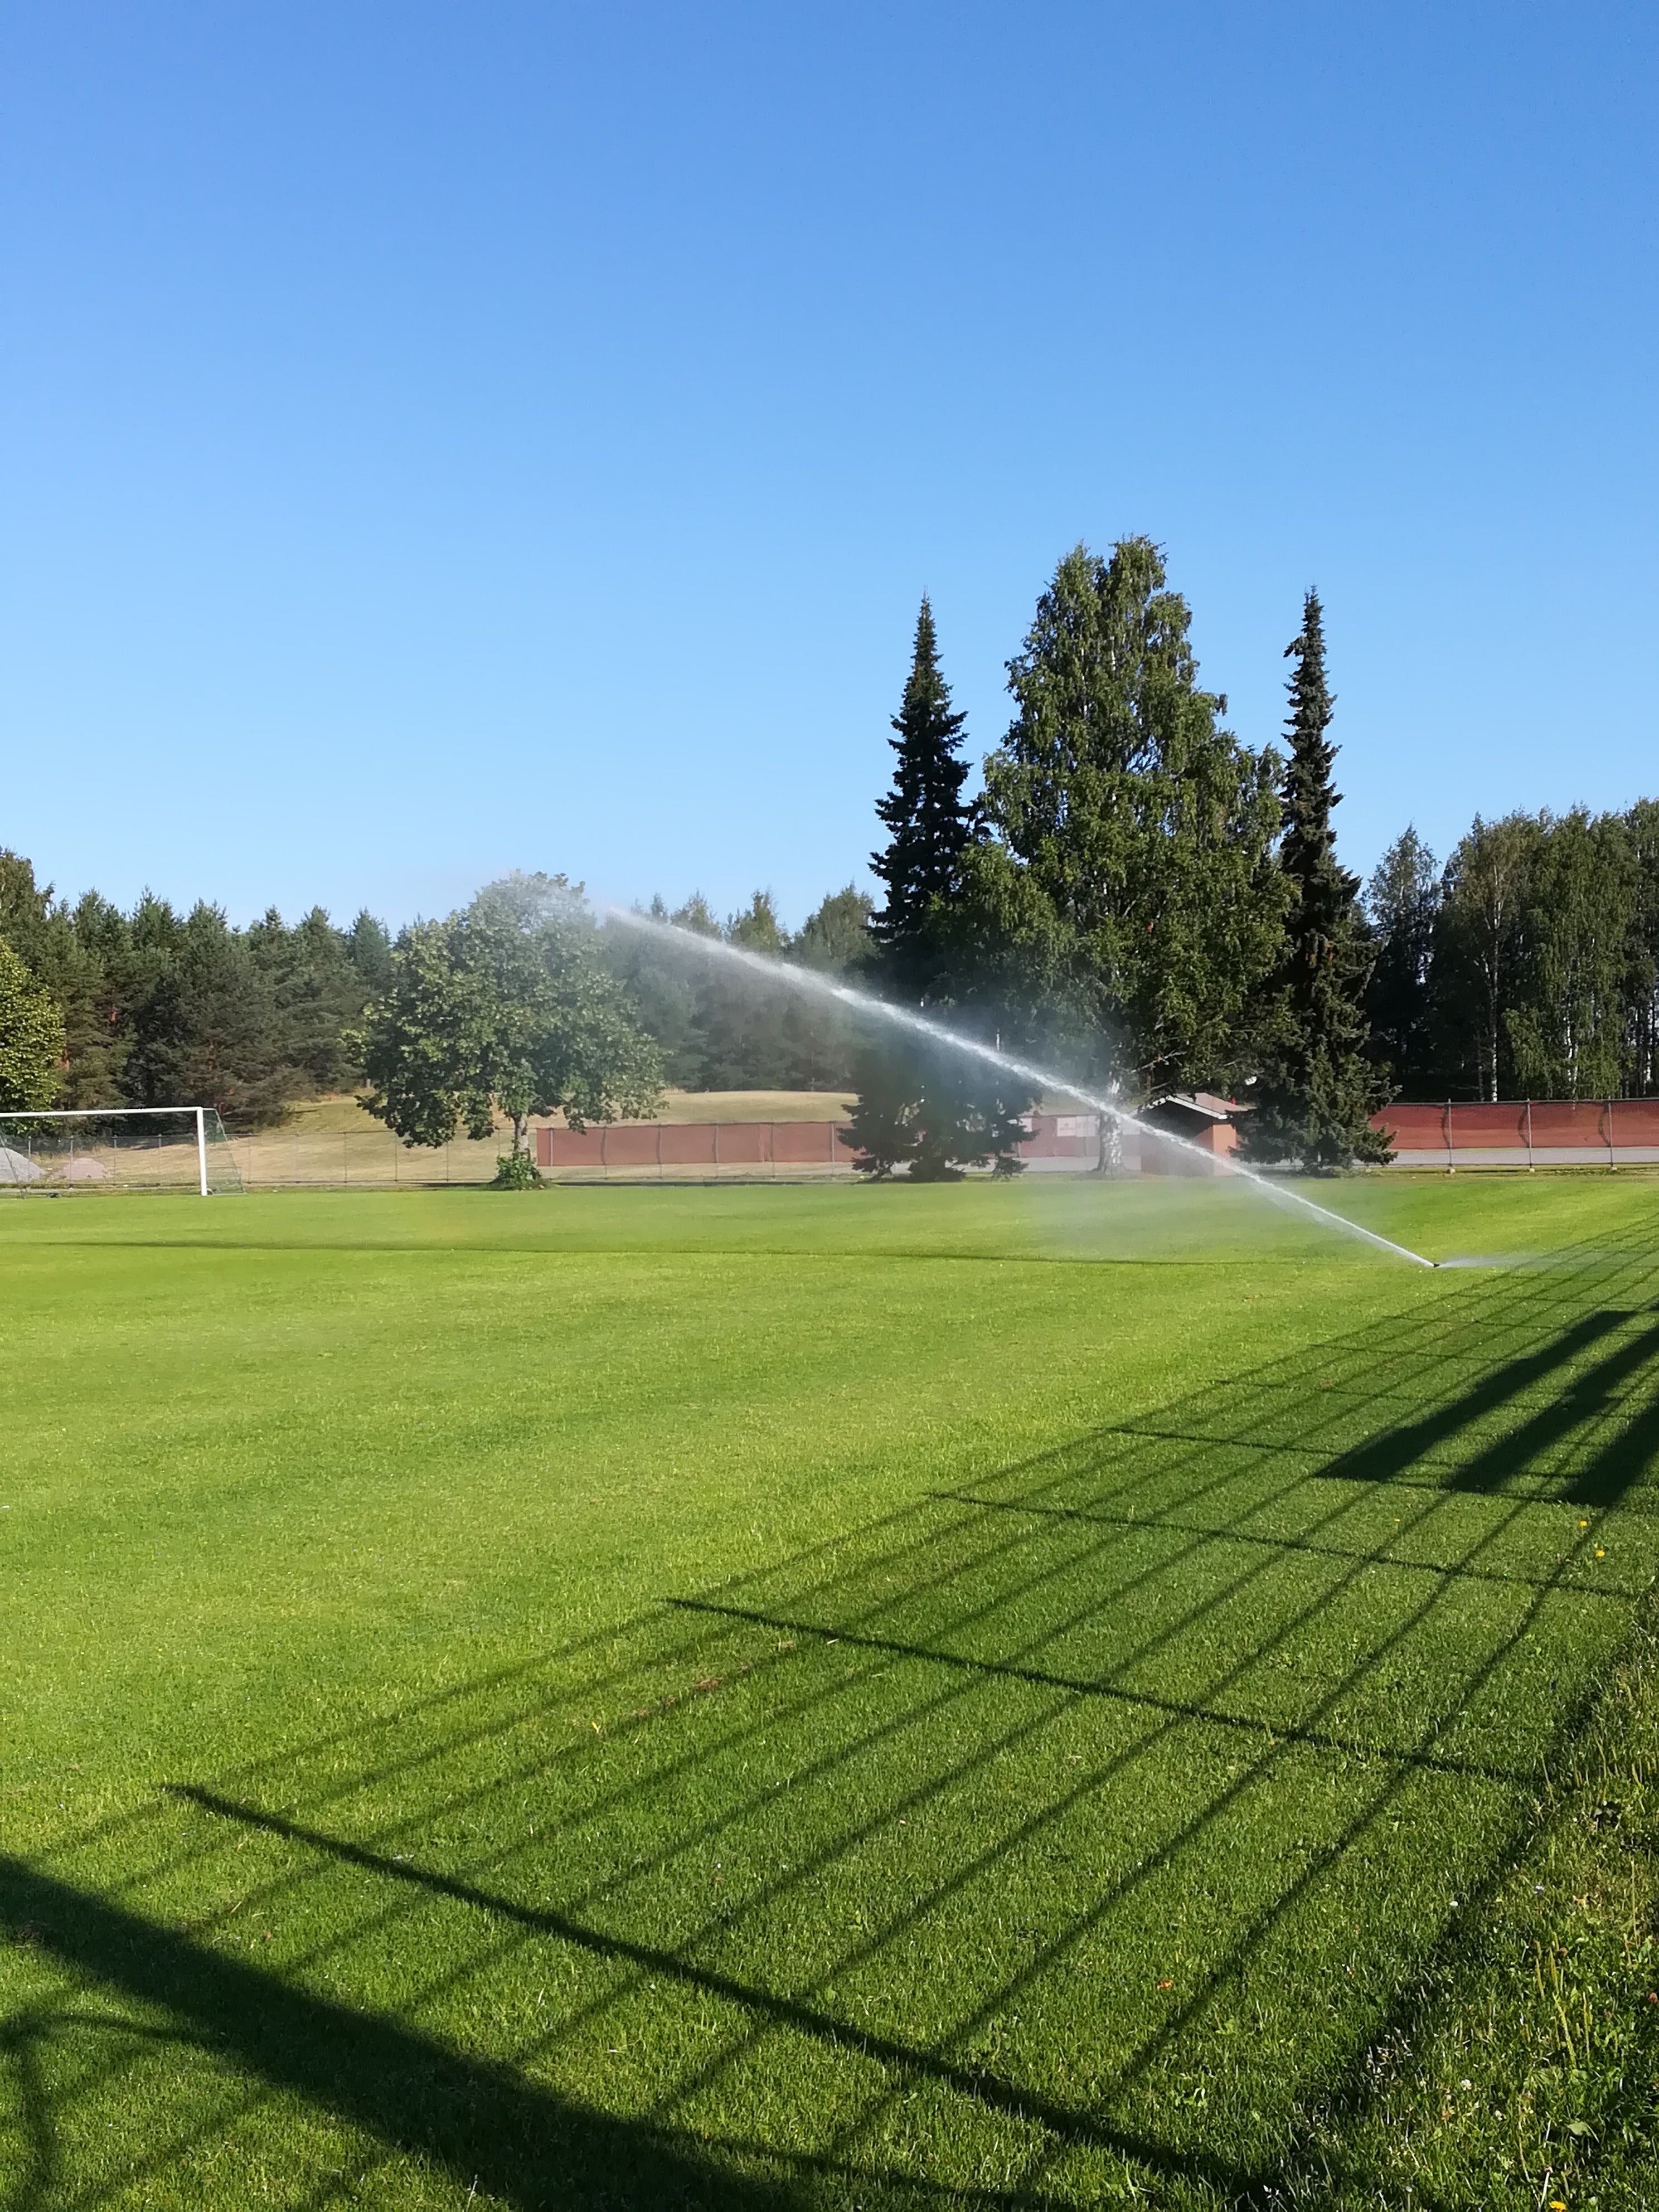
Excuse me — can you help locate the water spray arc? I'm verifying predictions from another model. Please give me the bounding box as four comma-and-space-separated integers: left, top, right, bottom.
600, 905, 1436, 1269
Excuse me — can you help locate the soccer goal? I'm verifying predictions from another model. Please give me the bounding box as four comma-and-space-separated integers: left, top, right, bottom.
0, 1108, 244, 1195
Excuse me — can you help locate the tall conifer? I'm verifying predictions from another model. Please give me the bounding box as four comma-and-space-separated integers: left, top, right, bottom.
870, 596, 971, 996
848, 599, 1029, 1178
1244, 591, 1389, 1166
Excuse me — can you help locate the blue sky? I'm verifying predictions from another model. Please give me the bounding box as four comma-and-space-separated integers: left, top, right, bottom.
2, 3, 1655, 932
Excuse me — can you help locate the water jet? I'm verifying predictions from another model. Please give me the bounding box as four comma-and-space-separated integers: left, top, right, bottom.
598, 902, 1437, 1269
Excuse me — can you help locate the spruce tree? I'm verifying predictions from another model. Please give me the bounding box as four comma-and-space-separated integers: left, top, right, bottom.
854, 599, 1034, 1177
1243, 591, 1390, 1167
870, 596, 971, 996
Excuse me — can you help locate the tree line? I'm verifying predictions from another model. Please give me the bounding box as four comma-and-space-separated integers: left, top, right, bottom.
0, 855, 394, 1121
843, 544, 1659, 1172
4, 532, 1657, 1166
1365, 807, 1659, 1104
0, 845, 874, 1127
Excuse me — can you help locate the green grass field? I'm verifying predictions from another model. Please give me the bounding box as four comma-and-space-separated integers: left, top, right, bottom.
3, 1175, 1657, 2208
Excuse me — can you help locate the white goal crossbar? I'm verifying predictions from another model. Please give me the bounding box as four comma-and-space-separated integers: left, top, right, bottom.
0, 1107, 241, 1196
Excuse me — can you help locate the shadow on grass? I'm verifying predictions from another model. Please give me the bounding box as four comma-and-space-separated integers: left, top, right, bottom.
0, 1864, 807, 2212
8, 1226, 1659, 2206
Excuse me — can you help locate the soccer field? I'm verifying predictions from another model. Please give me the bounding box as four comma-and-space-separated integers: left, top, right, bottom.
3, 1177, 1657, 2208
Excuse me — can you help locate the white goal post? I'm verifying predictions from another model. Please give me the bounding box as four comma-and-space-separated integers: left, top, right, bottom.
0, 1107, 243, 1196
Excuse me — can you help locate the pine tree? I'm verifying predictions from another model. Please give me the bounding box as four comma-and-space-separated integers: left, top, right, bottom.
1243, 591, 1390, 1167
125, 903, 292, 1124
855, 598, 1035, 1177
870, 598, 971, 996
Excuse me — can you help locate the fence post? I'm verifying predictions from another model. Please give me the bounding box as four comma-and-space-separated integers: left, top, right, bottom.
1444, 1100, 1454, 1175
1607, 1098, 1617, 1170
1525, 1098, 1534, 1171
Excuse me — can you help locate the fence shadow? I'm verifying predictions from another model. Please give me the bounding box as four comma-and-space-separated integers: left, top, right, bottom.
7, 1226, 1659, 2206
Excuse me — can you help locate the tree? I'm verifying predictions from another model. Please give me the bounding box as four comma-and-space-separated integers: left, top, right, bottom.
347, 911, 395, 1000
783, 886, 872, 1090
246, 905, 375, 1094
793, 885, 874, 973
1504, 811, 1634, 1099
870, 598, 972, 996
0, 851, 51, 969
687, 891, 793, 1088
0, 933, 65, 1112
727, 891, 785, 955
1429, 813, 1544, 1101
0, 857, 133, 1106
1242, 591, 1389, 1168
1622, 800, 1659, 1093
61, 892, 139, 1104
124, 902, 293, 1123
853, 599, 1037, 1174
983, 540, 1285, 1097
840, 1036, 1029, 1180
1364, 828, 1440, 1090
360, 873, 662, 1167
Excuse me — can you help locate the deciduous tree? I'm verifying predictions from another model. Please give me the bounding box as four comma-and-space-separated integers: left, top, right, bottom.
983, 539, 1284, 1098
360, 874, 662, 1167
1364, 828, 1440, 1090
1429, 813, 1544, 1101
0, 933, 64, 1113
1504, 810, 1635, 1100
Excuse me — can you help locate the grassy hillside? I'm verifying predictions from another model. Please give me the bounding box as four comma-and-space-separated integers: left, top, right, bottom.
2, 1179, 1656, 2206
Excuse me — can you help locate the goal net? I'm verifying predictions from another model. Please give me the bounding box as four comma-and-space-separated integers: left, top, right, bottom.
0, 1108, 244, 1195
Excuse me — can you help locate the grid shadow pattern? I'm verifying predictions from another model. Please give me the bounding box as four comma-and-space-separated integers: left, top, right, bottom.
6, 1230, 1659, 2206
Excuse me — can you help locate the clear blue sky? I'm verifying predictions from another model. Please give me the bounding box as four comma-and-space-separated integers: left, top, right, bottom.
2, 3, 1654, 933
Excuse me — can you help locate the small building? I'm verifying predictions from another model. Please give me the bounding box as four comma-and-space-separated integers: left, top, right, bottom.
1134, 1092, 1247, 1174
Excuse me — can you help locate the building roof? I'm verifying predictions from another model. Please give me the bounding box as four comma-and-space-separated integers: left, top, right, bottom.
1139, 1090, 1246, 1124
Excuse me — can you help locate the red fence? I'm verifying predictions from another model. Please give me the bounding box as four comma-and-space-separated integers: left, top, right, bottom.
1372, 1100, 1659, 1166
540, 1104, 1659, 1177
535, 1112, 1107, 1177
536, 1120, 857, 1173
